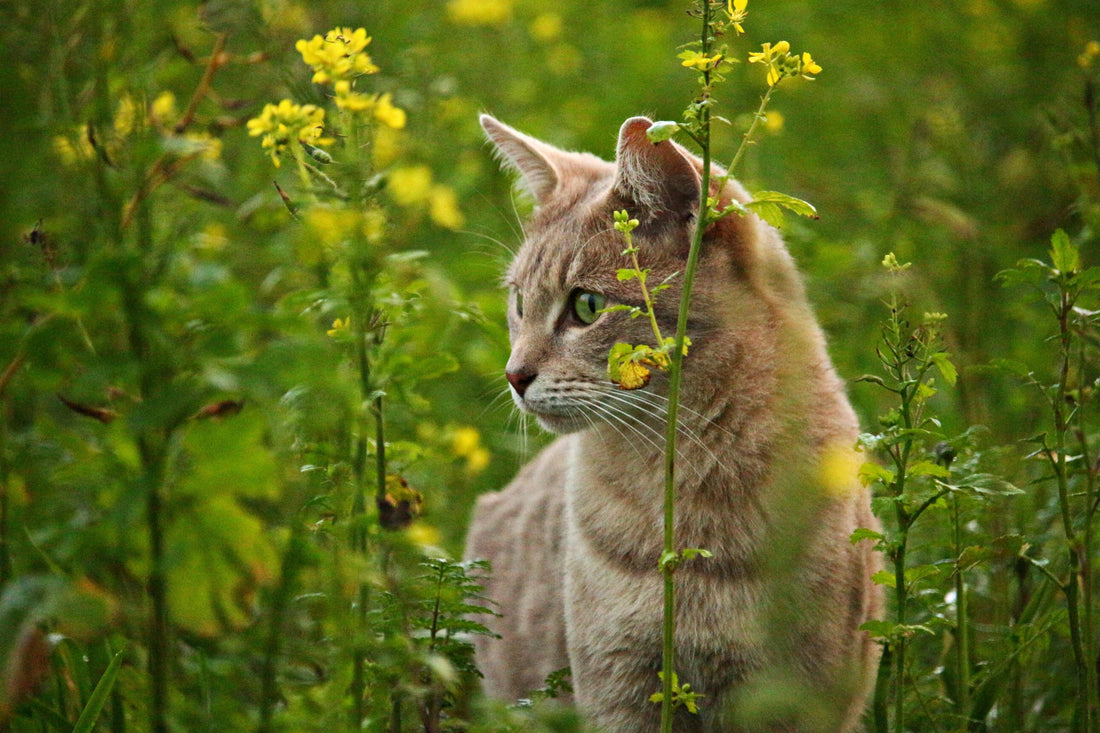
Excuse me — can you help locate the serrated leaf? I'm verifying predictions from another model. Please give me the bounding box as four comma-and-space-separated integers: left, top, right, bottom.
617, 268, 640, 282
930, 352, 957, 386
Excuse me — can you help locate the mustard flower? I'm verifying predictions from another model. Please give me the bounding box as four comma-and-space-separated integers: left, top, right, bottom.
800, 51, 822, 80
372, 93, 407, 129
680, 50, 724, 72
748, 41, 821, 86
726, 0, 747, 35
748, 41, 790, 87
296, 27, 379, 86
326, 317, 350, 337
446, 0, 513, 27
246, 99, 329, 167
1080, 40, 1100, 69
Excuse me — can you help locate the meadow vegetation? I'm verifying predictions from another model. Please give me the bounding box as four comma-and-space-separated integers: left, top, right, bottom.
0, 1, 1098, 731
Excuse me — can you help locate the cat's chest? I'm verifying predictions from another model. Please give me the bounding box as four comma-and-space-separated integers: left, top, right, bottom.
564, 433, 768, 575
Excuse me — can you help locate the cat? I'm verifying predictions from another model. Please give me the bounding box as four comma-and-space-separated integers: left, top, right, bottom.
465, 113, 883, 733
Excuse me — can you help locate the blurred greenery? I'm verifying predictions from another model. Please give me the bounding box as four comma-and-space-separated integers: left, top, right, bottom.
0, 0, 1098, 731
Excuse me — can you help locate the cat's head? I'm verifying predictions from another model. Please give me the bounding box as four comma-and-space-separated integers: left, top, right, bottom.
481, 114, 801, 435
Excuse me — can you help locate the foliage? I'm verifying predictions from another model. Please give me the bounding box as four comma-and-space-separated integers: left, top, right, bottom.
0, 0, 1097, 731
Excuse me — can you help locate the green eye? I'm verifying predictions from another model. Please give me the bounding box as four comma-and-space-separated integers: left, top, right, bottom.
514, 289, 523, 318
572, 291, 606, 325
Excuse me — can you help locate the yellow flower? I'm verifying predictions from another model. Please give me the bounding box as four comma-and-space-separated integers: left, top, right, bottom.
372, 93, 407, 129
326, 317, 350, 337
800, 51, 822, 79
52, 127, 95, 165
246, 99, 328, 167
362, 207, 388, 243
451, 426, 490, 475
428, 185, 465, 230
114, 95, 138, 137
764, 110, 784, 134
446, 0, 513, 26
372, 125, 403, 168
726, 0, 747, 35
680, 51, 724, 71
617, 361, 651, 390
150, 91, 178, 129
747, 40, 790, 86
529, 12, 562, 42
387, 166, 433, 207
1079, 40, 1100, 69
747, 42, 820, 86
296, 27, 379, 86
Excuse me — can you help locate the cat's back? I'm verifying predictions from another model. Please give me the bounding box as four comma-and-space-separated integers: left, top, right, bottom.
465, 436, 572, 699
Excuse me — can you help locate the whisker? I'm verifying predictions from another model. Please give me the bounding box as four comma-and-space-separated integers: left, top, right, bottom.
598, 387, 728, 476
584, 394, 708, 482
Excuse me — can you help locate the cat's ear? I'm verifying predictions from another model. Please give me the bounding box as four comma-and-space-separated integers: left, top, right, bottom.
480, 114, 564, 204
613, 117, 700, 220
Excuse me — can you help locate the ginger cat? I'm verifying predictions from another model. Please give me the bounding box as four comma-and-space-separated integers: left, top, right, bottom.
465, 114, 882, 733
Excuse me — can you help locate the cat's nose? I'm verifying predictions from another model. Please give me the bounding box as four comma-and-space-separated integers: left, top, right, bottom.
506, 370, 536, 398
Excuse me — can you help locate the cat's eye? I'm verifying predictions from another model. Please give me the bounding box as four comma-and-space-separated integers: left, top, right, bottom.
514, 289, 524, 318
571, 290, 606, 325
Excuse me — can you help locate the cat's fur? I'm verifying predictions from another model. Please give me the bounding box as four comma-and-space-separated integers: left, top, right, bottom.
465, 114, 882, 732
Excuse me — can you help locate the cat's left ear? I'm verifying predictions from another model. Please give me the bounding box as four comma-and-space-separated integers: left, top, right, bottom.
613, 117, 700, 221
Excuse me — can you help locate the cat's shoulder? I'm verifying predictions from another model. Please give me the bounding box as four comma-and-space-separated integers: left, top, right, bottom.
466, 436, 572, 561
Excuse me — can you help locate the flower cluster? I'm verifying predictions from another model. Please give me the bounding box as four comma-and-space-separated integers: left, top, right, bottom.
296, 28, 379, 84
295, 27, 406, 128
246, 99, 329, 167
748, 41, 822, 86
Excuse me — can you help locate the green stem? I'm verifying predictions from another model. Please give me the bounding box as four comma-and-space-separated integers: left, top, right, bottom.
141, 436, 169, 733
660, 4, 715, 731
724, 84, 775, 182
1052, 291, 1093, 733
952, 492, 971, 723
627, 241, 666, 349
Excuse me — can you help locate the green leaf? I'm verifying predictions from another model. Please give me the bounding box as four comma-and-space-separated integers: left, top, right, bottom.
646, 120, 680, 143
72, 645, 126, 733
871, 570, 896, 587
1050, 228, 1079, 275
745, 200, 785, 228
908, 461, 951, 479
616, 268, 640, 282
850, 527, 885, 545
748, 190, 819, 222
859, 461, 895, 487
930, 352, 957, 386
681, 548, 713, 562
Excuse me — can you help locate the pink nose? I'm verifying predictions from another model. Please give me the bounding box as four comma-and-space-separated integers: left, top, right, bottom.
506, 371, 536, 398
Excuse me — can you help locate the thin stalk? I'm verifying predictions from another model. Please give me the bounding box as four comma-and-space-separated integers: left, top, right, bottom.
1075, 332, 1099, 726
723, 84, 775, 186
660, 4, 714, 729
140, 437, 169, 733
1050, 289, 1092, 733
350, 311, 372, 728
952, 493, 971, 723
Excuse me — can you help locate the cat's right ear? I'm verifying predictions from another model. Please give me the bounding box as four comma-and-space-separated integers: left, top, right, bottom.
480, 114, 562, 204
